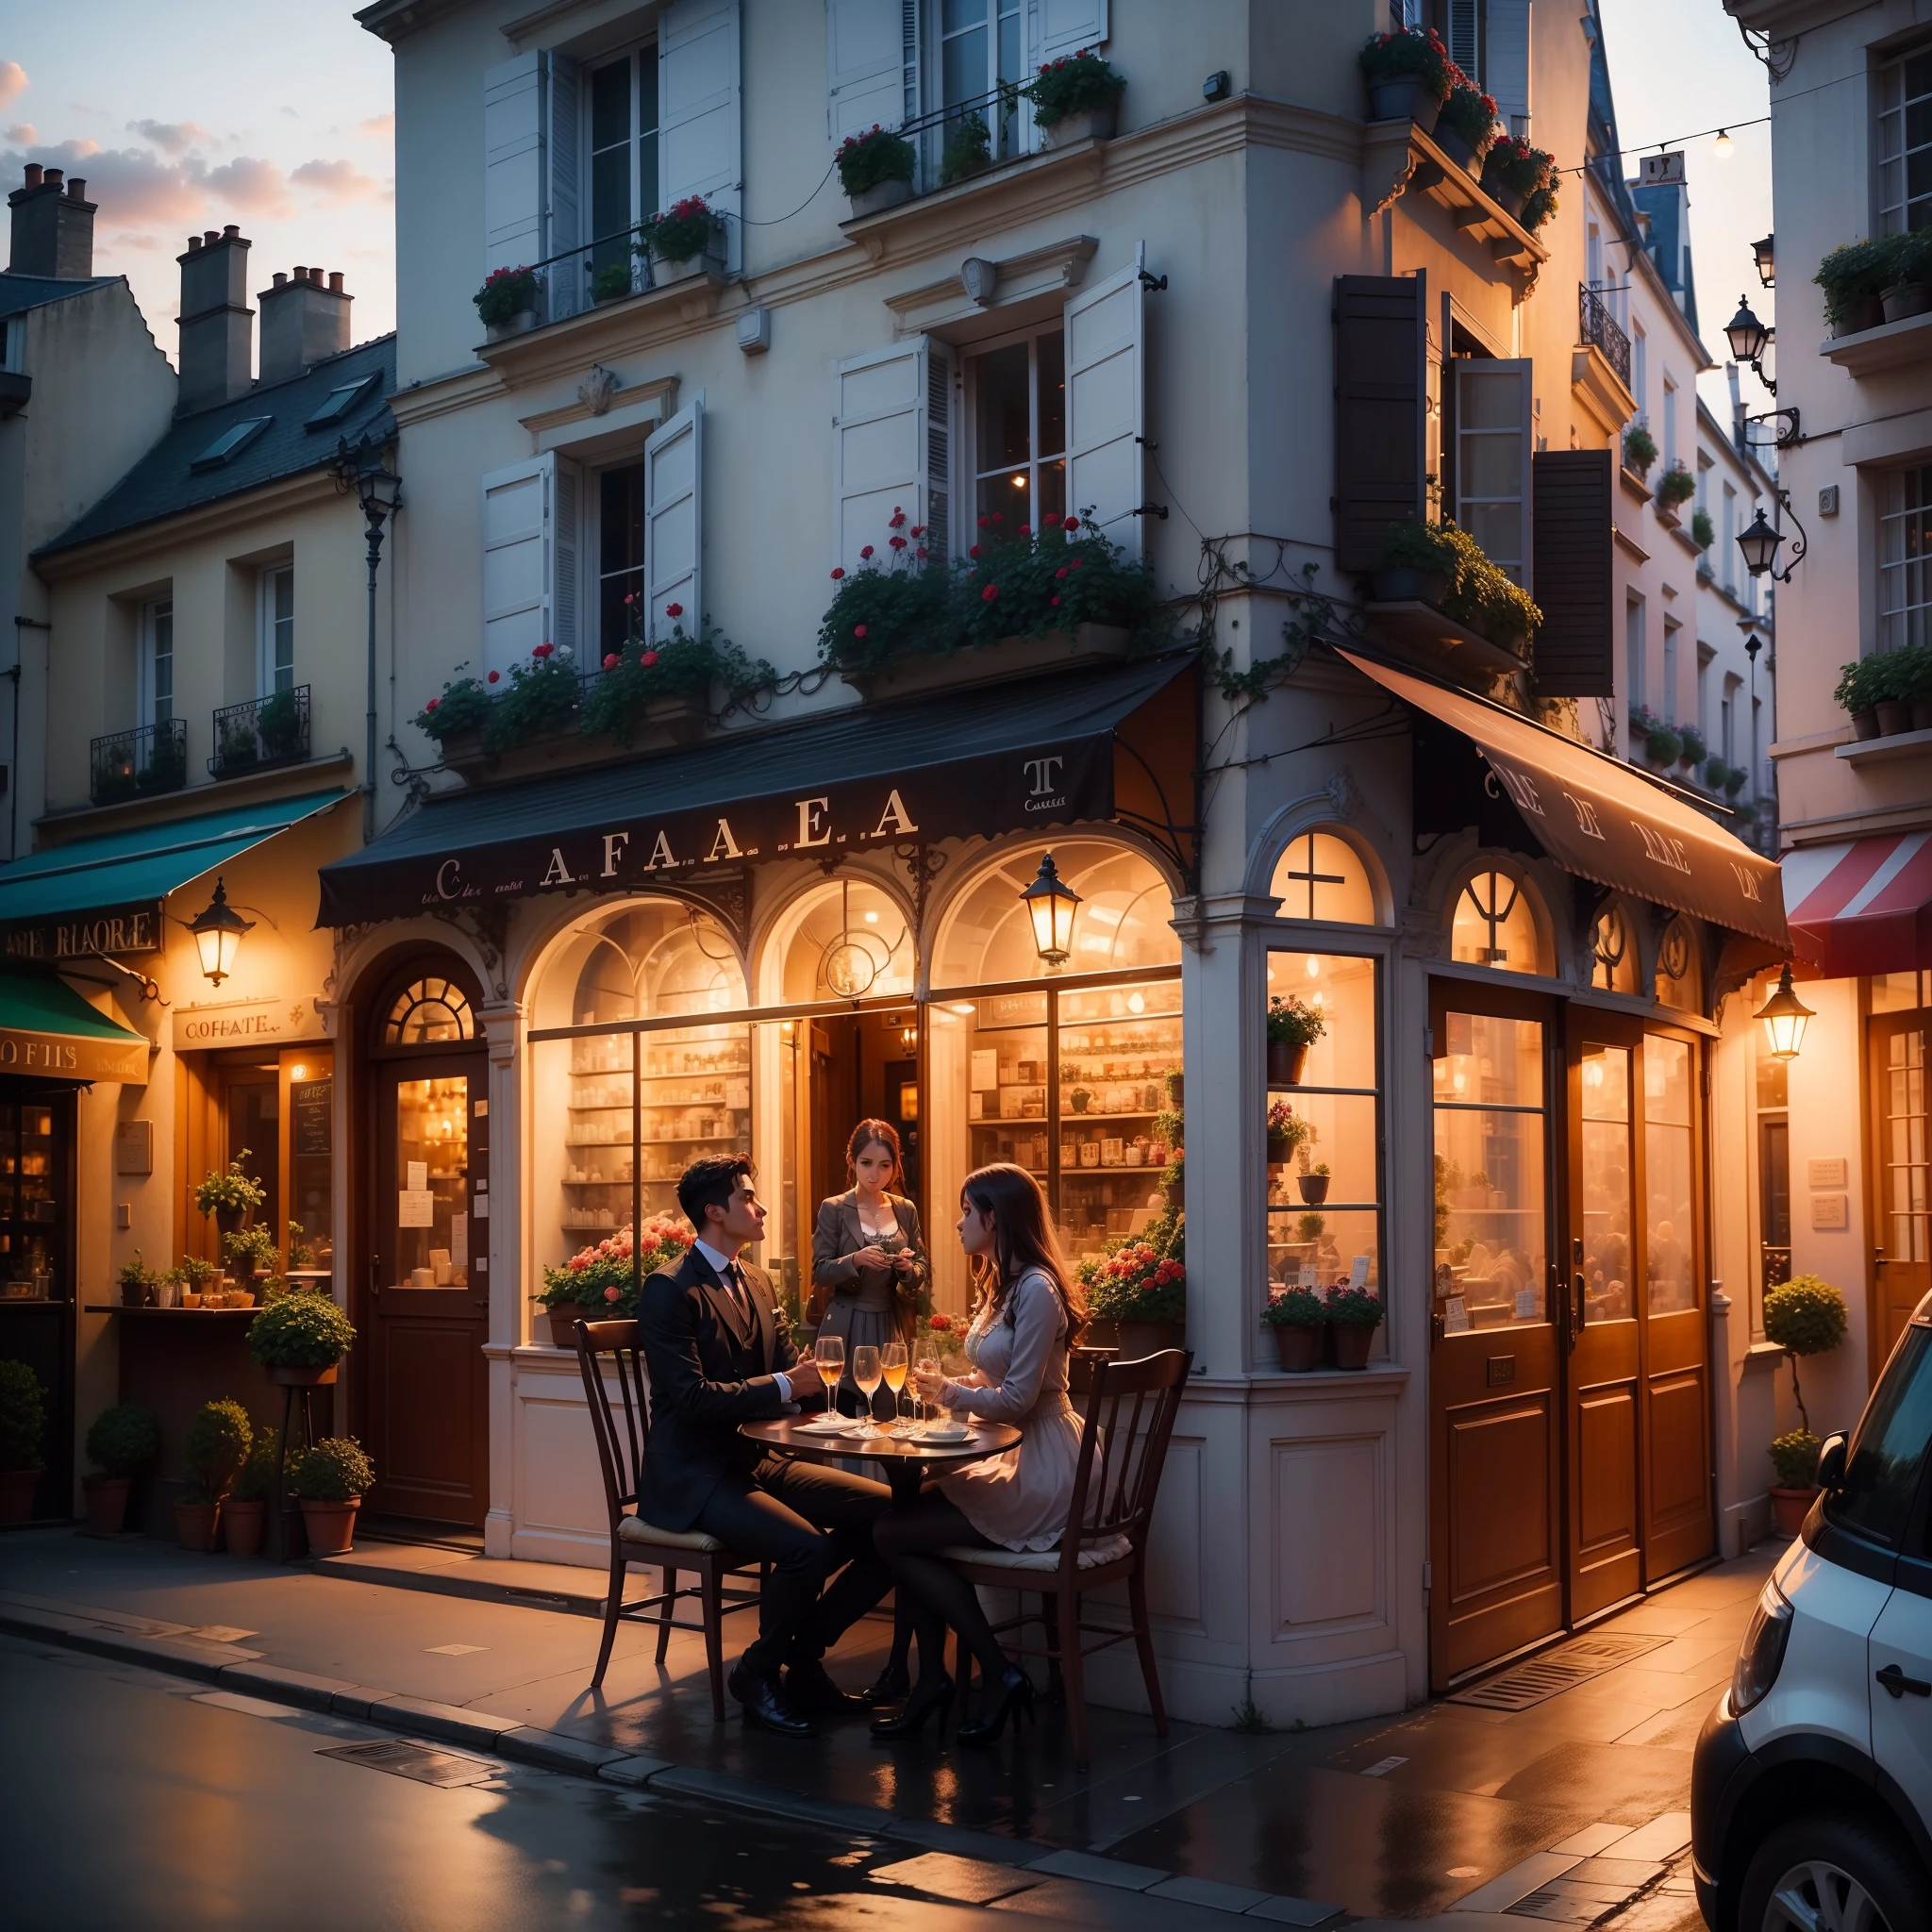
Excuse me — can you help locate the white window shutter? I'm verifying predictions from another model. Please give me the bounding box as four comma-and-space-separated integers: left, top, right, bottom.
645, 395, 704, 642
924, 341, 953, 567
1063, 247, 1144, 557
1036, 0, 1109, 62
546, 51, 583, 320
826, 0, 913, 143
481, 454, 579, 674
832, 339, 931, 575
1454, 358, 1533, 587
1486, 0, 1531, 136
484, 53, 545, 283
659, 0, 741, 273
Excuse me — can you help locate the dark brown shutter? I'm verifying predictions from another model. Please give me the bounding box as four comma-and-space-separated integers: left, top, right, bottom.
1529, 448, 1614, 696
1333, 274, 1426, 574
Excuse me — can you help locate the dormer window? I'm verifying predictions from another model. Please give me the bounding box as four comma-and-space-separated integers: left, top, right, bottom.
190, 417, 271, 470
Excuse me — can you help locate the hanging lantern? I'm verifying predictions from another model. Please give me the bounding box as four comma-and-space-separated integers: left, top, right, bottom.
1752, 233, 1775, 288
1754, 965, 1813, 1062
1724, 295, 1770, 367
1020, 852, 1081, 967
1736, 507, 1782, 579
188, 877, 255, 987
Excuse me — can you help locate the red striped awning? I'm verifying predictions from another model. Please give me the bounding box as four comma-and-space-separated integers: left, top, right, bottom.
1784, 832, 1932, 977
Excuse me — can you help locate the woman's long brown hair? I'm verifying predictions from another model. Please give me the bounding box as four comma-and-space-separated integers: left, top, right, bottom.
961, 1162, 1087, 1343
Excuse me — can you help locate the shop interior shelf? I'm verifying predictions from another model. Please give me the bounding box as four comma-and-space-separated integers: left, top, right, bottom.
1268, 1202, 1379, 1214
84, 1303, 256, 1318
1266, 1081, 1379, 1097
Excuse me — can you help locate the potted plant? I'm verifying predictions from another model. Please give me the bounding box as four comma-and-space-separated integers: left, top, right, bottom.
538, 1216, 691, 1343
0, 1359, 45, 1524
1434, 81, 1498, 173
1675, 724, 1707, 772
1370, 519, 1457, 606
1356, 25, 1453, 132
223, 1428, 279, 1558
836, 125, 917, 218
1877, 228, 1932, 323
248, 1290, 356, 1386
254, 687, 303, 760
1436, 523, 1541, 654
1298, 1160, 1331, 1207
1024, 47, 1126, 147
82, 1404, 158, 1536
1657, 463, 1696, 522
1814, 238, 1894, 338
1267, 994, 1325, 1085
1160, 1146, 1184, 1212
1326, 1284, 1385, 1370
1623, 423, 1658, 478
176, 1254, 217, 1308
1643, 720, 1682, 769
591, 260, 633, 305
1069, 1086, 1094, 1114
222, 1225, 277, 1302
1262, 1285, 1326, 1372
475, 263, 541, 338
1265, 1099, 1310, 1168
137, 730, 187, 794
291, 1437, 375, 1556
177, 1398, 251, 1553
1479, 135, 1550, 220
117, 1251, 158, 1308
194, 1154, 265, 1241
939, 110, 993, 185
1080, 1238, 1185, 1359
1763, 1273, 1848, 1536
638, 193, 724, 287
1691, 507, 1715, 551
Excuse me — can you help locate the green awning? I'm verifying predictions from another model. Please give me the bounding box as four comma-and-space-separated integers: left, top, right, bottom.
0, 972, 148, 1082
0, 791, 347, 946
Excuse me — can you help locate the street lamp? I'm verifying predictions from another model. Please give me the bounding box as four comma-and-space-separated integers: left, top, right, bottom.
1752, 233, 1775, 288
188, 878, 255, 987
1738, 490, 1807, 585
1754, 965, 1814, 1062
336, 435, 403, 843
1020, 852, 1081, 967
1724, 294, 1773, 385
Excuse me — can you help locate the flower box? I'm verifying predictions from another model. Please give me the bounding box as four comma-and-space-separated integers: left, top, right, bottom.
847, 176, 914, 219
1365, 75, 1442, 133
840, 622, 1133, 702
485, 307, 540, 341
1041, 103, 1117, 148
651, 249, 724, 290
642, 692, 708, 743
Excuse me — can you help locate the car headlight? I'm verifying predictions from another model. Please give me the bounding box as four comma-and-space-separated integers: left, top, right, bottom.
1731, 1576, 1793, 1715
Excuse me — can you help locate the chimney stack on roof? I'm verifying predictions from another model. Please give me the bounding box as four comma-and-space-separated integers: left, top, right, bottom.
8, 163, 98, 279
258, 263, 352, 385
175, 225, 253, 415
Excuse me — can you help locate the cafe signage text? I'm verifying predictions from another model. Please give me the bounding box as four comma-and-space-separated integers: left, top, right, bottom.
2, 903, 162, 962
0, 1024, 148, 1084
174, 996, 326, 1052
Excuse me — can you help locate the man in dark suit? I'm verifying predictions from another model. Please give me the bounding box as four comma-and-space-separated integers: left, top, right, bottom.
638, 1154, 892, 1737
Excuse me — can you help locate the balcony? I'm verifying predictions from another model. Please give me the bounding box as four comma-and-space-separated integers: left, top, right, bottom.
1579, 285, 1631, 385
1573, 285, 1638, 436
90, 719, 189, 806
208, 686, 310, 779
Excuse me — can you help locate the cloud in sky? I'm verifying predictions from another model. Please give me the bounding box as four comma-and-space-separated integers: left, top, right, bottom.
291, 157, 387, 203
5, 123, 35, 144
201, 153, 291, 216
0, 137, 295, 225
0, 61, 26, 110
358, 112, 393, 139
126, 117, 208, 152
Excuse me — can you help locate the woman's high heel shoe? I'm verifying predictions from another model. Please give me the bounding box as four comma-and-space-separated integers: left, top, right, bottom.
956, 1666, 1035, 1747
861, 1659, 911, 1708
869, 1673, 953, 1739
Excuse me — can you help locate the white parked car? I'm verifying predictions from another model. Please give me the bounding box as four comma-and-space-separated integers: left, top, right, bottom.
1692, 1292, 1932, 1931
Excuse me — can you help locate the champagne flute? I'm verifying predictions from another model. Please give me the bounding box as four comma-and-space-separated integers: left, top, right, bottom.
915, 1350, 941, 1431
852, 1344, 883, 1438
814, 1334, 845, 1417
881, 1341, 908, 1433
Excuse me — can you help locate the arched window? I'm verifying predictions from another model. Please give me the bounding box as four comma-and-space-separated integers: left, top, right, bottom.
547, 901, 745, 1028
1590, 902, 1640, 993
385, 976, 476, 1044
1654, 919, 1703, 1013
1268, 828, 1378, 925
1450, 870, 1544, 974
766, 875, 915, 1005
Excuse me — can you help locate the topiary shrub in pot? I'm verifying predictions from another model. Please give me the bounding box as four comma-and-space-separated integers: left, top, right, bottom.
83, 1404, 158, 1536
291, 1437, 375, 1555
248, 1290, 356, 1387
177, 1398, 252, 1553
1262, 1285, 1326, 1373
0, 1358, 45, 1524
1763, 1273, 1848, 1535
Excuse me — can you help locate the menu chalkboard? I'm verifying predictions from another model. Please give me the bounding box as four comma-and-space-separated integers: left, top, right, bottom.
292, 1078, 332, 1158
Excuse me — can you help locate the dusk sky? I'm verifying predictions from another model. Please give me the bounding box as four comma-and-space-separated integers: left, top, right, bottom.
4, 0, 1772, 427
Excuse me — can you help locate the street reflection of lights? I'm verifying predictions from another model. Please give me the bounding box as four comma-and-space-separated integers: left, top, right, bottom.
1010, 475, 1026, 490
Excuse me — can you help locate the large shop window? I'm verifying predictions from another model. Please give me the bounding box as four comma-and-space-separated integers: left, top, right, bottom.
529, 902, 749, 1273
1265, 949, 1382, 1297
928, 841, 1178, 1308
1754, 1037, 1790, 1320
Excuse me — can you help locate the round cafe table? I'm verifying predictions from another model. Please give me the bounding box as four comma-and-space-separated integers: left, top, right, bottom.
739, 1415, 1021, 1507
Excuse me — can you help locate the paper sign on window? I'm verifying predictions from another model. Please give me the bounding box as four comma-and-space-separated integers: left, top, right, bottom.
450, 1206, 469, 1266
1443, 1297, 1470, 1334
397, 1189, 435, 1228
1514, 1287, 1541, 1321
970, 1049, 999, 1091
1349, 1255, 1371, 1290
474, 1191, 491, 1219
407, 1160, 427, 1191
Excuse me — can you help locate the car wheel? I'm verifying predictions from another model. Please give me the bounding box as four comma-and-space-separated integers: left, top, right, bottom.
1738, 1815, 1927, 1932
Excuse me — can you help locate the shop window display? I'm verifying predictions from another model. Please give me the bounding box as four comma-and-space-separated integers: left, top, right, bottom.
0, 1100, 64, 1298
1644, 1036, 1697, 1313
1264, 950, 1381, 1297
1578, 1044, 1635, 1321
1450, 869, 1544, 974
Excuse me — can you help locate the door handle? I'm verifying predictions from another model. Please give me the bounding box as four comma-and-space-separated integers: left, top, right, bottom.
369, 1256, 382, 1298
1876, 1663, 1931, 1699
472, 1298, 488, 1310
1573, 1273, 1587, 1341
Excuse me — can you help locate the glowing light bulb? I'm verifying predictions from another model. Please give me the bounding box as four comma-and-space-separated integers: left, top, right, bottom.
864, 909, 879, 924
1306, 957, 1322, 978
1127, 991, 1145, 1013
1713, 127, 1733, 158
1453, 1070, 1468, 1092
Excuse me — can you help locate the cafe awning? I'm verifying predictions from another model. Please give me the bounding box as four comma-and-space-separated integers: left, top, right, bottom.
317, 653, 1198, 926
1338, 650, 1789, 949
0, 791, 348, 960
0, 972, 148, 1082
1784, 832, 1932, 978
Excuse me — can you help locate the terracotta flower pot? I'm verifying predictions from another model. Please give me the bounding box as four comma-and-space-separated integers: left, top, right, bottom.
1852, 708, 1882, 741
1266, 1134, 1292, 1166
1116, 1319, 1182, 1360
1769, 1484, 1818, 1539
1329, 1323, 1378, 1371
82, 1475, 130, 1536
299, 1497, 360, 1557
1271, 1324, 1323, 1372
1876, 700, 1913, 737
223, 1499, 267, 1558
1161, 1179, 1185, 1210
214, 1205, 245, 1241
1298, 1174, 1331, 1206
1267, 1041, 1310, 1086
1879, 282, 1932, 324
175, 1499, 222, 1553
0, 1466, 42, 1524
548, 1304, 595, 1347
267, 1362, 339, 1387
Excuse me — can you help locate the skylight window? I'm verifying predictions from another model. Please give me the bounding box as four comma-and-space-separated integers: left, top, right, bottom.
189, 417, 271, 470
305, 374, 377, 431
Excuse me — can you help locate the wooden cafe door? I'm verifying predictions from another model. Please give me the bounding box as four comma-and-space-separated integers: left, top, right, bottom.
361, 966, 491, 1528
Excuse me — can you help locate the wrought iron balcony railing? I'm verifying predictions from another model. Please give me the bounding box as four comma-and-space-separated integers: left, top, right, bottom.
90, 718, 188, 805
208, 685, 310, 777
1579, 283, 1632, 388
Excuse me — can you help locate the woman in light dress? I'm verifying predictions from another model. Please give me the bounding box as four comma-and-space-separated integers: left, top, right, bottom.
871, 1162, 1088, 1747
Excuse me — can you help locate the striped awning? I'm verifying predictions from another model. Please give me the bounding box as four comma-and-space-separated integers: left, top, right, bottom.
1784, 832, 1932, 978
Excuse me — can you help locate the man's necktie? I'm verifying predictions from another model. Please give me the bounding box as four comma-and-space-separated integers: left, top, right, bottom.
724, 1262, 752, 1328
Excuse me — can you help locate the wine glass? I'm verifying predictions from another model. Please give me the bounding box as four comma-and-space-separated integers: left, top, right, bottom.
881, 1341, 908, 1433
852, 1344, 883, 1438
814, 1334, 845, 1417
915, 1349, 941, 1431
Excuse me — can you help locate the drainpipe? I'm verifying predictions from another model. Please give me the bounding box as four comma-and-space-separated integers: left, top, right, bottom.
10, 613, 50, 862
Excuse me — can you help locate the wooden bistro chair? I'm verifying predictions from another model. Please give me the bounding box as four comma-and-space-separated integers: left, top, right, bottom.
938, 1345, 1191, 1770
575, 1318, 761, 1719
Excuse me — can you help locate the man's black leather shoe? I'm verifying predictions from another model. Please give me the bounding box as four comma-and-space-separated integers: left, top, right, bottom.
727, 1664, 817, 1739
783, 1657, 866, 1715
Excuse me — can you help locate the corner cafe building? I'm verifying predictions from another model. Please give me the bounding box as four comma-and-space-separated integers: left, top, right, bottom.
315, 644, 1787, 1724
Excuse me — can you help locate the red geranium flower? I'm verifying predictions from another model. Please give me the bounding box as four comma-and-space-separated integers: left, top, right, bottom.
1064, 515, 1080, 529
830, 567, 845, 579
425, 697, 439, 712
982, 584, 999, 602
665, 602, 683, 619
889, 511, 906, 528
1051, 595, 1060, 607
968, 544, 981, 558
624, 591, 638, 606
602, 654, 620, 671
889, 535, 907, 549
916, 547, 927, 559
641, 649, 658, 667
1019, 524, 1032, 536
977, 516, 991, 527
604, 1286, 621, 1303
487, 670, 501, 684
854, 625, 868, 638
1056, 567, 1068, 579
860, 545, 874, 559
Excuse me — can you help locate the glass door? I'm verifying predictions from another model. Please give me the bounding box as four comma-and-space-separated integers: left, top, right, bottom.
1872, 1009, 1931, 1374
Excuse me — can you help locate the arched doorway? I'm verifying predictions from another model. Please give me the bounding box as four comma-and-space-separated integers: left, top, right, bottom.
359, 956, 490, 1529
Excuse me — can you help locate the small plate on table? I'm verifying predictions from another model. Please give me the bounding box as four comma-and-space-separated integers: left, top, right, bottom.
791, 1416, 863, 1437
918, 1424, 974, 1445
